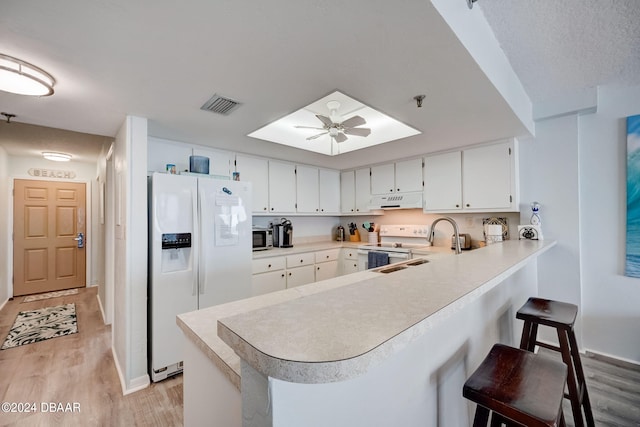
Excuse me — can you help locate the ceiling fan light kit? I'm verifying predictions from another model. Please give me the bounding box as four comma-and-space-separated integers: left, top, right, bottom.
0, 53, 55, 96
248, 90, 421, 156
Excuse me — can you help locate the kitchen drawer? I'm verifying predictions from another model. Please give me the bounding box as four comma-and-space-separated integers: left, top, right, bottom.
315, 248, 340, 263
252, 256, 286, 274
286, 252, 315, 268
342, 248, 358, 260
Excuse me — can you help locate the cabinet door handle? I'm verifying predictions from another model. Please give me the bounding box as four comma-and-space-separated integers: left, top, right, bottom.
456, 204, 460, 208
281, 273, 285, 277
263, 207, 267, 211
466, 204, 470, 207
326, 255, 329, 259
288, 272, 292, 276
397, 188, 400, 192
317, 267, 320, 271
300, 259, 303, 263
268, 264, 271, 268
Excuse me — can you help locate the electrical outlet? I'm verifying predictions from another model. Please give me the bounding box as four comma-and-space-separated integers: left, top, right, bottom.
465, 217, 474, 227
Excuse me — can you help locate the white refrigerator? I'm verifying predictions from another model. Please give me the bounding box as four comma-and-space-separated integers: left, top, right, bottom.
148, 172, 252, 382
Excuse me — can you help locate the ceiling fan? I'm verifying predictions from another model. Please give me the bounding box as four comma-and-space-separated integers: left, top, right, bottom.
295, 100, 371, 143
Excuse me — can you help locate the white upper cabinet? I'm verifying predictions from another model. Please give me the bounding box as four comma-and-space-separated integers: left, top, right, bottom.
319, 169, 340, 214
394, 158, 423, 193
371, 163, 395, 194
371, 159, 423, 194
355, 168, 372, 213
268, 161, 297, 213
235, 155, 269, 213
296, 166, 339, 214
423, 139, 518, 213
340, 171, 356, 214
424, 151, 462, 211
296, 165, 320, 213
341, 168, 371, 213
462, 141, 515, 210
192, 147, 233, 178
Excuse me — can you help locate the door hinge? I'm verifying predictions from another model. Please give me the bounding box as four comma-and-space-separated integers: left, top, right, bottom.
510, 195, 513, 203
508, 147, 512, 155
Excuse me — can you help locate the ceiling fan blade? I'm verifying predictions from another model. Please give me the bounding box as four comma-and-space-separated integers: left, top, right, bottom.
307, 131, 328, 140
343, 127, 371, 137
315, 114, 333, 127
334, 132, 348, 143
295, 125, 325, 130
341, 115, 366, 128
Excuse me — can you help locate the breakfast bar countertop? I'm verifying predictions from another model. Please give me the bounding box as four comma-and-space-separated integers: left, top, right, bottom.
177, 240, 555, 389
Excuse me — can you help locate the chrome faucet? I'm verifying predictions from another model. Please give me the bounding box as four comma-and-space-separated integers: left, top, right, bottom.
428, 216, 462, 254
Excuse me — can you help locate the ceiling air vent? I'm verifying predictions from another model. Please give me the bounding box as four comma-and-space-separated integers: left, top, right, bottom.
200, 94, 241, 115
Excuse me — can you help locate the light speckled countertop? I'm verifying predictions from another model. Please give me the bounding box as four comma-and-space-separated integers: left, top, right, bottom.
177, 240, 555, 389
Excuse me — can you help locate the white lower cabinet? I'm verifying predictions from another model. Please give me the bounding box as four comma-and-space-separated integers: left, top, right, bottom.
314, 249, 340, 282
251, 257, 286, 296
285, 253, 316, 288
341, 248, 359, 275
252, 248, 351, 295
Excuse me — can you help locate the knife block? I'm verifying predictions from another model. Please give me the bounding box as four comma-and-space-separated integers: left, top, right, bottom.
349, 229, 361, 242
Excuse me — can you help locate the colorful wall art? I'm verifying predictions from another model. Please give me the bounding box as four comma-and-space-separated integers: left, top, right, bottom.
625, 114, 640, 277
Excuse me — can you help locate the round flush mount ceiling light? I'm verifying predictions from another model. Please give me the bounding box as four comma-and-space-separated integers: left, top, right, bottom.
0, 54, 55, 96
42, 152, 72, 162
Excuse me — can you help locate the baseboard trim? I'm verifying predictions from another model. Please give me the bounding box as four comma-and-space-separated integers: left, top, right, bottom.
111, 345, 150, 396
584, 348, 640, 370
96, 293, 107, 325
0, 298, 7, 312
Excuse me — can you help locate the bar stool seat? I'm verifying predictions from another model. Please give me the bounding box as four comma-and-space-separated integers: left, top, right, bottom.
517, 297, 595, 427
463, 344, 567, 427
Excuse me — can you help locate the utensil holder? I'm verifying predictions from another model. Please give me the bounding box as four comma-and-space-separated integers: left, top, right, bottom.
368, 231, 378, 244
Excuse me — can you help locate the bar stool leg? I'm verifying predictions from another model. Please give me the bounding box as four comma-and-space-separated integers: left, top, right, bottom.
568, 331, 596, 427
557, 329, 584, 427
472, 405, 490, 427
519, 320, 538, 352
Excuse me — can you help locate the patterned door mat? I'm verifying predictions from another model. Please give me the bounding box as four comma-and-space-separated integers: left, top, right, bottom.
22, 288, 79, 303
1, 304, 78, 350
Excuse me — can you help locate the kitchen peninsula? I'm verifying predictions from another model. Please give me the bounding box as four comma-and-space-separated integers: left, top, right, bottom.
177, 240, 556, 427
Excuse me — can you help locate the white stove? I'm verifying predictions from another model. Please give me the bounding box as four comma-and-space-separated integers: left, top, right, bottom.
357, 225, 432, 270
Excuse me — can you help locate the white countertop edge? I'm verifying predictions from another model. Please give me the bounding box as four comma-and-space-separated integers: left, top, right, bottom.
217, 240, 557, 384
176, 267, 380, 391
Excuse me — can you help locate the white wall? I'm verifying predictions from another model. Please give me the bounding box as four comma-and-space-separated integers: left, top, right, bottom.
0, 145, 9, 308
580, 85, 640, 363
112, 116, 150, 394
519, 84, 640, 364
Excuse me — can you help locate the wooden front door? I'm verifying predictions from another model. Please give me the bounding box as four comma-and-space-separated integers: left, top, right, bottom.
13, 179, 86, 296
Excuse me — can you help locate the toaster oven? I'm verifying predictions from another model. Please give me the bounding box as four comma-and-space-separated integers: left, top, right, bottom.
252, 227, 273, 251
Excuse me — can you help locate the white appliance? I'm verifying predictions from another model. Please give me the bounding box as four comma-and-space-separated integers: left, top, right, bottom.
148, 172, 252, 381
357, 225, 431, 270
369, 192, 423, 210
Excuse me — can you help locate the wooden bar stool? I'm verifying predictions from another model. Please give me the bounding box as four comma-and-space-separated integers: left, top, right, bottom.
463, 344, 567, 427
517, 297, 595, 427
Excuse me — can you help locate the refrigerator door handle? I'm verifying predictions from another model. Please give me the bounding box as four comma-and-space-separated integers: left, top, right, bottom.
198, 183, 206, 296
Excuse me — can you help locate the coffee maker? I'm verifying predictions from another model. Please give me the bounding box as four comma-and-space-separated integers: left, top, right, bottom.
273, 218, 293, 248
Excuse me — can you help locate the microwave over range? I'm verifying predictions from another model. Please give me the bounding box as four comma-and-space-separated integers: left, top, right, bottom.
252, 227, 273, 251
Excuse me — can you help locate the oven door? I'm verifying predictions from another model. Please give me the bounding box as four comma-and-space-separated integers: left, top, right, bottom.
357, 250, 410, 271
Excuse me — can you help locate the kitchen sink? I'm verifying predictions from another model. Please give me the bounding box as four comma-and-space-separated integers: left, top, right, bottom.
405, 259, 429, 266
376, 265, 408, 274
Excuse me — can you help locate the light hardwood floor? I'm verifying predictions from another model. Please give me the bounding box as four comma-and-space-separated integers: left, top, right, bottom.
0, 287, 183, 427
560, 350, 640, 427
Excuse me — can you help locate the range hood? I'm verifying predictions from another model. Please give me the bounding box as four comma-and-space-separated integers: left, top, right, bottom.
369, 192, 423, 210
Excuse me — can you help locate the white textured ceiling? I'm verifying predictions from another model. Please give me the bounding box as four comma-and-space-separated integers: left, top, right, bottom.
480, 0, 640, 102
0, 0, 639, 167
